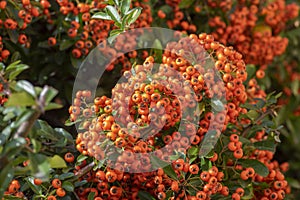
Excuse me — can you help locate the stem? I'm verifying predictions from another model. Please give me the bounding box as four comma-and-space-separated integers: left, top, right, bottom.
73, 161, 95, 180
241, 108, 275, 138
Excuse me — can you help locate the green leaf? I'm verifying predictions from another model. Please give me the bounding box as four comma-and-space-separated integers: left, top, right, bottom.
246, 64, 256, 81
24, 177, 42, 195
74, 180, 88, 187
62, 181, 74, 192
108, 29, 124, 44
76, 155, 88, 164
163, 165, 178, 180
49, 155, 67, 168
2, 195, 24, 199
92, 12, 112, 20
106, 5, 121, 24
44, 102, 63, 111
39, 86, 58, 105
59, 40, 75, 51
59, 172, 75, 180
16, 80, 36, 98
5, 92, 36, 107
247, 110, 259, 121
253, 140, 276, 152
291, 80, 299, 96
5, 63, 29, 80
286, 177, 300, 189
187, 146, 199, 161
127, 7, 142, 26
138, 191, 156, 200
88, 192, 95, 200
7, 30, 18, 43
238, 159, 269, 177
29, 154, 51, 179
31, 138, 42, 153
54, 128, 74, 144
0, 163, 14, 199
11, 51, 21, 63
211, 99, 225, 112
121, 0, 130, 15
150, 155, 169, 169
3, 137, 27, 155
0, 62, 5, 71
179, 0, 195, 8
112, 0, 120, 6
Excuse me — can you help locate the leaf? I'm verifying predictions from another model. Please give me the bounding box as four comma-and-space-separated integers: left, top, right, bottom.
163, 165, 178, 180
5, 92, 36, 107
49, 155, 67, 168
211, 99, 225, 112
5, 63, 29, 80
291, 80, 299, 96
0, 62, 5, 71
29, 153, 51, 179
76, 155, 88, 164
247, 110, 259, 121
112, 0, 119, 6
59, 40, 75, 51
150, 155, 169, 169
138, 191, 156, 200
31, 138, 42, 153
92, 12, 112, 20
70, 55, 84, 68
24, 177, 42, 195
88, 192, 95, 200
246, 64, 256, 81
2, 195, 24, 199
253, 140, 276, 152
16, 80, 36, 98
127, 7, 142, 26
54, 128, 74, 144
108, 29, 124, 44
74, 180, 88, 187
179, 0, 195, 8
7, 30, 18, 43
238, 159, 269, 177
286, 177, 300, 189
62, 181, 74, 192
0, 163, 14, 199
39, 86, 58, 105
59, 172, 75, 180
187, 146, 199, 158
121, 0, 130, 15
44, 102, 63, 111
11, 51, 21, 62
106, 5, 121, 24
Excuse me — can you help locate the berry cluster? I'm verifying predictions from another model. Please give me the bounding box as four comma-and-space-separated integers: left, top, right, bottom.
208, 0, 298, 66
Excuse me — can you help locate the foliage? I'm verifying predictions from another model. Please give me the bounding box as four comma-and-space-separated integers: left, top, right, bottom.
0, 0, 299, 199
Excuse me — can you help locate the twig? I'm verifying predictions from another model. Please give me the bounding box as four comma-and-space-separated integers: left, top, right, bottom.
241, 108, 275, 137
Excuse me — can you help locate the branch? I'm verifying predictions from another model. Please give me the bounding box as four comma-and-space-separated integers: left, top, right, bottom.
241, 108, 276, 137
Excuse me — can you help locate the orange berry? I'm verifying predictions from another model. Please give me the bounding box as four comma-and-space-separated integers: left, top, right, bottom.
52, 178, 62, 189
34, 178, 43, 185
56, 188, 66, 197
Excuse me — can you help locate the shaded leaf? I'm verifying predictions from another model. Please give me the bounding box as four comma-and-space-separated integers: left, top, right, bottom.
59, 40, 75, 51
238, 159, 269, 177
253, 140, 276, 152
62, 181, 74, 192
138, 191, 156, 200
